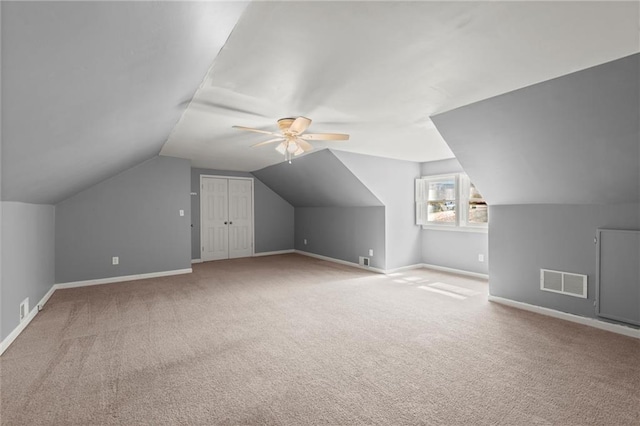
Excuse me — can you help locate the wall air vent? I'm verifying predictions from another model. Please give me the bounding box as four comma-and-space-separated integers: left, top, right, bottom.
540, 269, 587, 298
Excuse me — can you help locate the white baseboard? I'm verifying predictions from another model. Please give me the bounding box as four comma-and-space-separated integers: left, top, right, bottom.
1, 283, 57, 356
292, 251, 488, 278
384, 264, 426, 274
422, 263, 489, 280
1, 268, 193, 356
55, 268, 192, 289
488, 295, 640, 340
191, 259, 202, 264
294, 250, 386, 274
253, 249, 295, 257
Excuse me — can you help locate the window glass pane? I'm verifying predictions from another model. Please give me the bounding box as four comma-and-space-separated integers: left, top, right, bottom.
427, 178, 456, 223
468, 182, 487, 224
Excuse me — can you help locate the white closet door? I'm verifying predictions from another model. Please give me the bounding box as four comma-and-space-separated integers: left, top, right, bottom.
201, 177, 229, 261
228, 179, 253, 259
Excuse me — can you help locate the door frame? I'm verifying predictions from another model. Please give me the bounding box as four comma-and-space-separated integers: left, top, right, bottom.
200, 175, 255, 260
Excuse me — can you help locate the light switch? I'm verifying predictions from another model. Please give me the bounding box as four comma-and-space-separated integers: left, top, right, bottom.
112, 256, 119, 265
179, 210, 184, 217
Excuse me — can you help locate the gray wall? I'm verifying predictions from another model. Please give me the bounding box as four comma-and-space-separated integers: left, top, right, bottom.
55, 156, 191, 283
252, 149, 383, 207
333, 150, 422, 270
252, 149, 386, 267
432, 53, 639, 206
295, 207, 386, 269
422, 230, 488, 275
191, 168, 294, 259
1, 202, 55, 341
431, 54, 639, 320
490, 204, 640, 318
1, 1, 247, 205
420, 158, 488, 275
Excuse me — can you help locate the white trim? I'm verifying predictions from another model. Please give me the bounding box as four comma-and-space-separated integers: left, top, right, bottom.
55, 268, 192, 289
1, 268, 193, 355
191, 259, 203, 264
384, 264, 425, 274
37, 284, 56, 310
292, 251, 489, 279
422, 225, 488, 234
422, 263, 489, 280
200, 175, 255, 260
294, 250, 386, 274
488, 295, 640, 340
1, 302, 38, 355
253, 249, 295, 257
1, 283, 57, 356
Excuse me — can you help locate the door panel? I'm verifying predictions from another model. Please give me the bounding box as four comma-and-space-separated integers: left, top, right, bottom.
201, 177, 229, 261
200, 177, 253, 261
228, 179, 253, 259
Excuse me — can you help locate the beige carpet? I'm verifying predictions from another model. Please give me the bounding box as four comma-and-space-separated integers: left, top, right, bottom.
1, 254, 639, 425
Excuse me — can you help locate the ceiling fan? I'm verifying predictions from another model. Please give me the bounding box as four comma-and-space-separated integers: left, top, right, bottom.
233, 117, 349, 163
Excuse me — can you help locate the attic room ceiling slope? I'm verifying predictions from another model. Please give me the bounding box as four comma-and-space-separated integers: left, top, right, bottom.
251, 149, 383, 208
432, 54, 640, 206
1, 1, 248, 204
160, 1, 639, 172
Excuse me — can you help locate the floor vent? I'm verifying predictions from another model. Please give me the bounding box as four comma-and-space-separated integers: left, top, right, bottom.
359, 256, 370, 267
540, 269, 587, 298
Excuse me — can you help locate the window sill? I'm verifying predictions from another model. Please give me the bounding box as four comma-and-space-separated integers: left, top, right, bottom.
421, 225, 488, 234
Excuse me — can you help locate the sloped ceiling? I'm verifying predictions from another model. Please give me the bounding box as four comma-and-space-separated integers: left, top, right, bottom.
432, 54, 640, 206
161, 1, 639, 171
1, 1, 248, 204
252, 149, 382, 208
2, 1, 638, 205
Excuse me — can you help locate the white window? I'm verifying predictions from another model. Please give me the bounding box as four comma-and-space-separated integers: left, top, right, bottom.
416, 173, 487, 230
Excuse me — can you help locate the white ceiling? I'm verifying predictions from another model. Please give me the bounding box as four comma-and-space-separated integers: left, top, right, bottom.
161, 1, 639, 172
2, 1, 638, 204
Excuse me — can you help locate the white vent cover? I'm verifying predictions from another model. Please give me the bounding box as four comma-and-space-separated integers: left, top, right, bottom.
540, 269, 587, 298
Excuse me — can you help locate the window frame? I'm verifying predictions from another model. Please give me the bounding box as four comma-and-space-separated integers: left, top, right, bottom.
416, 172, 488, 232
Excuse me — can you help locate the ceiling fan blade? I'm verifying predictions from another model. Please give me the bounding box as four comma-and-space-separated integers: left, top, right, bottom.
289, 117, 312, 134
251, 138, 285, 148
232, 126, 280, 136
295, 138, 314, 152
275, 142, 287, 155
300, 133, 350, 141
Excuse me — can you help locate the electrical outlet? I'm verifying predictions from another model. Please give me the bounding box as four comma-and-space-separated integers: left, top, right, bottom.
179, 209, 184, 217
478, 254, 484, 262
19, 298, 29, 322
369, 249, 374, 256
359, 256, 370, 267
112, 256, 119, 265
303, 239, 307, 245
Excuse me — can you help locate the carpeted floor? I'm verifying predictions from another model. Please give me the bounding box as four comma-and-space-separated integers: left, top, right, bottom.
1, 254, 639, 425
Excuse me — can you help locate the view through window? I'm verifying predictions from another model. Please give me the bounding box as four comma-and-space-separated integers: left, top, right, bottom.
416, 173, 487, 228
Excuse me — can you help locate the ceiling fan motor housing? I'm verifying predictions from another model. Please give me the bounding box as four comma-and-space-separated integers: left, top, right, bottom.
277, 118, 296, 131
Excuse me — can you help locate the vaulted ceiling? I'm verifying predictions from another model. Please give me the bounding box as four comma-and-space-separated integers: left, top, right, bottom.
2, 1, 638, 204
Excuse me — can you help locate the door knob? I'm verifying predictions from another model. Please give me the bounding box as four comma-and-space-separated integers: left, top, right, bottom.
224, 221, 228, 224
229, 221, 233, 225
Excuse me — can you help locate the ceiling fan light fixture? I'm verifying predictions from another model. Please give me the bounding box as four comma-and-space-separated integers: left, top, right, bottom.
286, 140, 299, 153
234, 116, 349, 164
275, 142, 287, 155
